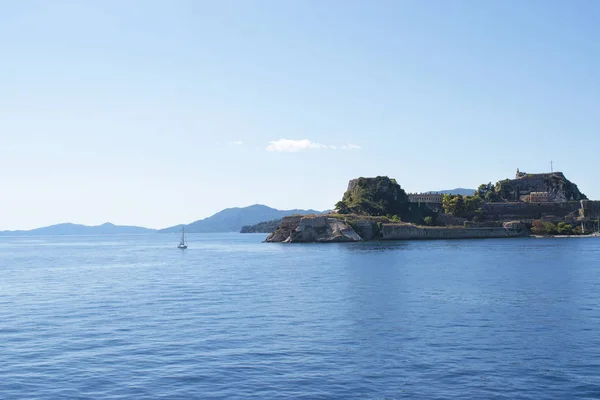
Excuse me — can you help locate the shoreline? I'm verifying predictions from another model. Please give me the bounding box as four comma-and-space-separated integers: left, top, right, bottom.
531, 234, 600, 239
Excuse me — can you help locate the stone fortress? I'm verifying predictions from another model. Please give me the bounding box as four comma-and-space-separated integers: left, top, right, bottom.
511, 168, 583, 203
480, 168, 599, 222
265, 169, 600, 243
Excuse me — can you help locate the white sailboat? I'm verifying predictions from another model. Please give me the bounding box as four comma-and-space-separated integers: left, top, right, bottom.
177, 226, 188, 249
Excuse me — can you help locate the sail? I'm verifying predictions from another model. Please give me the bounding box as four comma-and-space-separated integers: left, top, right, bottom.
180, 226, 185, 245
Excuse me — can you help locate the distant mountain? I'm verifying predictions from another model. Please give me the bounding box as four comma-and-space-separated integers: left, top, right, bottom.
0, 222, 155, 236
427, 188, 476, 196
159, 204, 324, 233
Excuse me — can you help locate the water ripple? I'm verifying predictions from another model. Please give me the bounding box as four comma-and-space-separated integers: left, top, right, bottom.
1, 234, 599, 399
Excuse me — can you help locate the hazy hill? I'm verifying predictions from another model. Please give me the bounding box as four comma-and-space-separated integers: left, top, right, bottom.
240, 219, 281, 233
160, 204, 324, 233
0, 222, 155, 236
427, 188, 476, 196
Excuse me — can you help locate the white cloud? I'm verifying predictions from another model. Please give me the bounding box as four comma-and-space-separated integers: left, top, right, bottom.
266, 139, 333, 152
229, 140, 243, 145
266, 139, 361, 152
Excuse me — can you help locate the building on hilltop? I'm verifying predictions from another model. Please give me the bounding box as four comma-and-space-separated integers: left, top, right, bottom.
515, 168, 565, 180
502, 169, 585, 203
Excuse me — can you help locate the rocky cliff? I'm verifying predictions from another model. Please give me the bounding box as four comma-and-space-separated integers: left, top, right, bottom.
335, 176, 436, 224
335, 176, 409, 217
496, 172, 586, 202
266, 216, 529, 243
264, 216, 304, 242
265, 216, 362, 243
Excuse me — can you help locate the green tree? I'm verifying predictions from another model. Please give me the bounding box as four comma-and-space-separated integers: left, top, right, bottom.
465, 196, 483, 213
335, 200, 350, 214
424, 216, 433, 226
454, 195, 465, 215
442, 194, 458, 216
473, 208, 485, 222
476, 182, 494, 198
557, 222, 574, 235
335, 176, 409, 217
531, 220, 558, 235
443, 194, 482, 218
543, 222, 558, 235
495, 179, 512, 201
443, 194, 465, 216
485, 190, 497, 202
388, 214, 402, 222
477, 182, 500, 202
531, 220, 544, 234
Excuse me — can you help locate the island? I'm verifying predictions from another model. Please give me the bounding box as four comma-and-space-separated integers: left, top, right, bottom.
240, 219, 282, 233
265, 171, 600, 243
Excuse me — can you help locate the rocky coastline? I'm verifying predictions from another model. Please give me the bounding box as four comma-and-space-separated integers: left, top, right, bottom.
265, 215, 528, 243
264, 172, 599, 244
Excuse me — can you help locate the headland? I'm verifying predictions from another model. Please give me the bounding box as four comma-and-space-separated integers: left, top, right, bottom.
266, 171, 600, 243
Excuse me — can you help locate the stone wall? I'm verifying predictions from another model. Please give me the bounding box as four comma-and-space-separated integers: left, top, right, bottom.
481, 202, 582, 221
464, 221, 505, 228
581, 200, 600, 219
346, 179, 359, 193
350, 220, 377, 240
436, 213, 468, 226
381, 223, 526, 240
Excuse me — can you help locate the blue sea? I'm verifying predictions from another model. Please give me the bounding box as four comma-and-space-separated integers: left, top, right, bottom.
1, 233, 600, 399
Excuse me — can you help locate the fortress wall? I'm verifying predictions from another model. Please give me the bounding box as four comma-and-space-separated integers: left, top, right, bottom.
436, 213, 468, 226
582, 201, 600, 219
351, 220, 376, 240
381, 224, 524, 240
346, 179, 359, 193
511, 176, 548, 193
481, 202, 581, 220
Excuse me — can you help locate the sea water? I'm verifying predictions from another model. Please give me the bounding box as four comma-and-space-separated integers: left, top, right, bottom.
1, 234, 600, 399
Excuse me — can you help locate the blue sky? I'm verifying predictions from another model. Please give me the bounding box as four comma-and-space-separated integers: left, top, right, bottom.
1, 0, 599, 230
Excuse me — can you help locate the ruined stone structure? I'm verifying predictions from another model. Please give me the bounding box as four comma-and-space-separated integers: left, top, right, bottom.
498, 170, 586, 203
